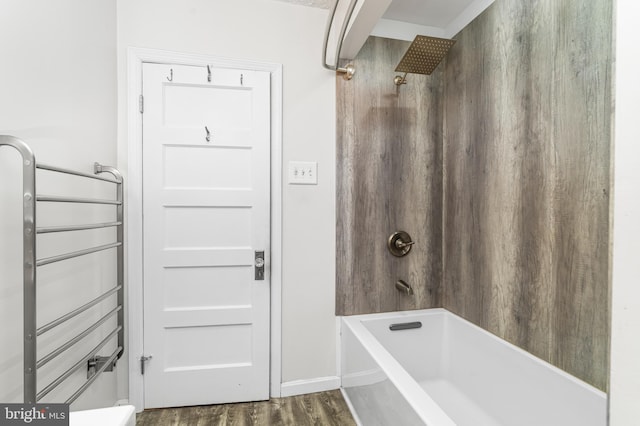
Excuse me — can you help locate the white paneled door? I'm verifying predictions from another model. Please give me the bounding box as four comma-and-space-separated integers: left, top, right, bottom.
141, 63, 271, 408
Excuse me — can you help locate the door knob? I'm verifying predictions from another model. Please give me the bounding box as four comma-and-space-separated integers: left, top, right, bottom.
255, 251, 265, 280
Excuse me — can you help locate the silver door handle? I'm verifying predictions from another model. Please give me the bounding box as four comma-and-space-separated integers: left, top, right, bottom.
255, 251, 265, 280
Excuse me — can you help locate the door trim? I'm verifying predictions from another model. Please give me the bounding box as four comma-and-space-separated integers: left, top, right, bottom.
125, 47, 283, 410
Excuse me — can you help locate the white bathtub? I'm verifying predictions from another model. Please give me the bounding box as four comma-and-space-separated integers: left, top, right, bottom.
341, 308, 607, 426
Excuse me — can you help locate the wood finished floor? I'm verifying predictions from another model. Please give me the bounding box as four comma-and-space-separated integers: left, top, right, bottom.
136, 390, 356, 426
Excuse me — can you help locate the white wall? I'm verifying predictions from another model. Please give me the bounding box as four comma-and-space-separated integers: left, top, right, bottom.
609, 1, 640, 423
0, 0, 118, 410
116, 0, 337, 389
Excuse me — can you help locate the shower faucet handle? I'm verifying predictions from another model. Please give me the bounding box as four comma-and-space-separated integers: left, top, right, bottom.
395, 239, 415, 249
387, 231, 414, 257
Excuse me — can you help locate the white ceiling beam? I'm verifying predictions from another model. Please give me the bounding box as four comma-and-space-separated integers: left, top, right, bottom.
371, 18, 446, 41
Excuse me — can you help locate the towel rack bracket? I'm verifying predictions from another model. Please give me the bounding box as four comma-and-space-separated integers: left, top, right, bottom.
87, 355, 117, 379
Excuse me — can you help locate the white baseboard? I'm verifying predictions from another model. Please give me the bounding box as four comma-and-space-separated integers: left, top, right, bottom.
280, 376, 341, 397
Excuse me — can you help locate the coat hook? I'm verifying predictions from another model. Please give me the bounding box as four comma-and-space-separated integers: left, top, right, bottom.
207, 65, 212, 83
167, 69, 173, 82
205, 126, 211, 142
240, 73, 244, 86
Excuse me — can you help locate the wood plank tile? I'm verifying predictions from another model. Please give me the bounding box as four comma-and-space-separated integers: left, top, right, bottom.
442, 0, 612, 390
136, 390, 356, 426
336, 36, 444, 315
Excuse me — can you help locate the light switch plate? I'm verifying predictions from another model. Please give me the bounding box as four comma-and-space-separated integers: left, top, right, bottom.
288, 161, 318, 185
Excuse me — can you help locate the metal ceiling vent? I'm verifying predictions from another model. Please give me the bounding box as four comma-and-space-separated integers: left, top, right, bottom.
394, 35, 456, 85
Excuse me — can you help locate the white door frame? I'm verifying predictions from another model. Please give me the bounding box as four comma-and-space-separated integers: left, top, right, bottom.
125, 47, 283, 410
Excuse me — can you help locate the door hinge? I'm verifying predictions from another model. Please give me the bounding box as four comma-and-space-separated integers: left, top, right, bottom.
140, 355, 152, 375
139, 94, 144, 114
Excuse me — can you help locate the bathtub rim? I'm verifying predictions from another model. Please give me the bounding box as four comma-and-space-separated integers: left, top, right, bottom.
341, 307, 607, 425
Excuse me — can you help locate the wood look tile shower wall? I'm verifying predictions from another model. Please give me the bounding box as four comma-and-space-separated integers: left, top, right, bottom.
336, 37, 444, 315
442, 0, 612, 390
336, 0, 611, 392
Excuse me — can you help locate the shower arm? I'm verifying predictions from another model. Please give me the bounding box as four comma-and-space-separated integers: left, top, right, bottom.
394, 73, 408, 86
322, 0, 357, 80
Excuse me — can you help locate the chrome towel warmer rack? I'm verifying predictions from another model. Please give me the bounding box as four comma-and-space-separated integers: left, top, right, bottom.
0, 135, 124, 405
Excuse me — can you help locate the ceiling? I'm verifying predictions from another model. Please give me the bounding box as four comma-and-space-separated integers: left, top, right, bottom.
272, 0, 333, 9
382, 0, 477, 28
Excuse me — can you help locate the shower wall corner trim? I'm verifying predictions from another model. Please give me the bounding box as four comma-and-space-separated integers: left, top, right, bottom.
0, 135, 125, 405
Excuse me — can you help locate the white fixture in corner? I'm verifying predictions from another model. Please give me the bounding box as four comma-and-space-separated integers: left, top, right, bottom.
70, 405, 135, 426
288, 161, 318, 185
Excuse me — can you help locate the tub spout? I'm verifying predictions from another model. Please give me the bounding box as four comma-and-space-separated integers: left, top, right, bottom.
395, 280, 413, 295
